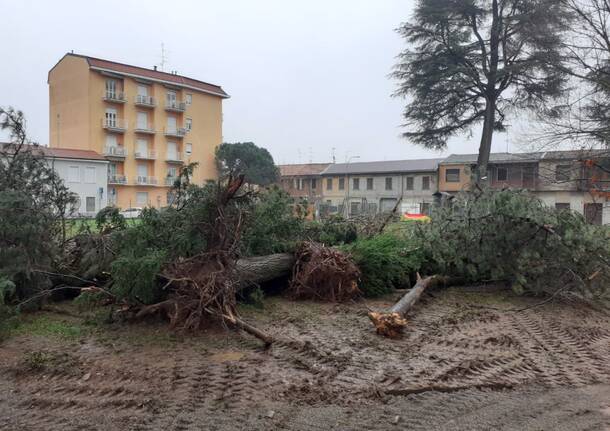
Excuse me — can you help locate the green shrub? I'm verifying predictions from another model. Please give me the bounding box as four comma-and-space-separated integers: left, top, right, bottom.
303, 215, 358, 246
345, 233, 425, 297
241, 187, 305, 256
110, 251, 166, 304
95, 206, 126, 232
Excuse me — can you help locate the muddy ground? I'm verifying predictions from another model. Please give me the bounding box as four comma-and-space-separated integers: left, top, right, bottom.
1, 285, 609, 430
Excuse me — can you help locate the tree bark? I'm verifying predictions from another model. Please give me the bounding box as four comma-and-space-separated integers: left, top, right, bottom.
235, 253, 295, 288
475, 0, 500, 187
368, 275, 450, 338
475, 100, 496, 185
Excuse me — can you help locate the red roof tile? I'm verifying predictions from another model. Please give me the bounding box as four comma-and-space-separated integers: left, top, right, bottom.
82, 54, 229, 98
41, 146, 107, 161
279, 163, 331, 177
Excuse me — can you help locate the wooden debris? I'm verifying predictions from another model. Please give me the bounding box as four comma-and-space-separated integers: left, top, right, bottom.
368, 275, 449, 337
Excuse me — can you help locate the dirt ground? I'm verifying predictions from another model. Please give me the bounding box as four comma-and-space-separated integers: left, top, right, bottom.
1, 285, 609, 431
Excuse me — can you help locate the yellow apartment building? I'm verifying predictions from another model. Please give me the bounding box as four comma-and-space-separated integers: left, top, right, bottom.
48, 53, 229, 209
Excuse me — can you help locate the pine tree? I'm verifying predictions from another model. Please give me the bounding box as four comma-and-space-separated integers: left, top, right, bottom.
393, 0, 571, 183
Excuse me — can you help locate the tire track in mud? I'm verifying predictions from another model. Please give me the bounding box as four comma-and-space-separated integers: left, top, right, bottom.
2, 291, 609, 430
4, 354, 160, 431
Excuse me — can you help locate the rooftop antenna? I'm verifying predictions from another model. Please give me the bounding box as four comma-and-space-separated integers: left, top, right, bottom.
308, 146, 313, 163
331, 147, 336, 164
297, 148, 302, 164
159, 43, 168, 72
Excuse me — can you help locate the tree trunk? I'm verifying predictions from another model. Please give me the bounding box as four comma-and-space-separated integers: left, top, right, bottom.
476, 0, 500, 187
368, 275, 449, 338
235, 253, 295, 288
475, 100, 496, 186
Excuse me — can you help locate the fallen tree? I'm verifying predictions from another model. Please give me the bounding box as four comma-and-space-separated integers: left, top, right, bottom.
368, 275, 449, 337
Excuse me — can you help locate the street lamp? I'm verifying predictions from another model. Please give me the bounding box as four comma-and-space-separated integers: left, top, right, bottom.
344, 155, 360, 217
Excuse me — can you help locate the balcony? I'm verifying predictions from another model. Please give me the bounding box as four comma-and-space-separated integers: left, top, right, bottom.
165, 101, 187, 112
108, 174, 127, 185
134, 150, 157, 160
164, 127, 187, 138
165, 176, 179, 186
104, 145, 127, 158
103, 91, 126, 103
134, 123, 156, 134
166, 152, 184, 163
136, 176, 158, 185
102, 118, 128, 133
134, 95, 156, 108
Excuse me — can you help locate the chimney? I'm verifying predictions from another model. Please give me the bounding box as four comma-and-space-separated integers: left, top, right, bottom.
154, 65, 157, 71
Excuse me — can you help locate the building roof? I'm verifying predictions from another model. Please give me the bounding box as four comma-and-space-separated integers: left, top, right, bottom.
50, 53, 229, 98
279, 163, 331, 177
441, 149, 609, 165
40, 146, 108, 161
321, 158, 444, 176
1, 142, 107, 162
441, 152, 541, 165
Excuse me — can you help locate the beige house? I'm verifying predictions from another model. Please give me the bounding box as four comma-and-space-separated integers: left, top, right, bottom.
278, 163, 330, 203
320, 159, 443, 217
439, 150, 610, 225
48, 53, 229, 209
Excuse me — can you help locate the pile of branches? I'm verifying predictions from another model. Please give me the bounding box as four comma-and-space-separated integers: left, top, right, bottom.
289, 241, 361, 301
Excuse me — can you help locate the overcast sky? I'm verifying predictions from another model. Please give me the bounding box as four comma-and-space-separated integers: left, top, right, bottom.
1, 0, 518, 164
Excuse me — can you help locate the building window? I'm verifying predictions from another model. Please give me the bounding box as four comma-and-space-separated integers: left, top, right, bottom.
311, 178, 317, 189
136, 112, 148, 129
137, 85, 148, 97
445, 168, 460, 182
555, 203, 570, 211
386, 177, 393, 191
167, 191, 176, 205
84, 167, 96, 184
136, 192, 149, 206
406, 177, 413, 191
420, 202, 431, 215
350, 202, 361, 215
555, 164, 571, 182
167, 116, 177, 132
497, 167, 508, 181
71, 196, 81, 212
338, 178, 345, 190
105, 108, 117, 127
68, 166, 80, 182
105, 134, 118, 148
353, 178, 360, 190
105, 79, 116, 98
326, 178, 333, 190
166, 90, 177, 106
186, 94, 193, 105
297, 178, 304, 190
185, 118, 192, 131
85, 196, 96, 213
185, 143, 192, 155
366, 178, 373, 190
422, 176, 430, 190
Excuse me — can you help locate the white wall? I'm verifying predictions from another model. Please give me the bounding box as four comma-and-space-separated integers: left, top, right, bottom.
535, 191, 609, 225
47, 157, 109, 216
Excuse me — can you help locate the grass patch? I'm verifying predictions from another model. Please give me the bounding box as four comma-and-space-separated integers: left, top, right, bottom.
8, 313, 89, 341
